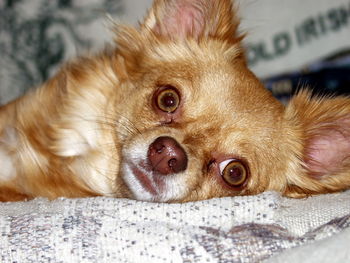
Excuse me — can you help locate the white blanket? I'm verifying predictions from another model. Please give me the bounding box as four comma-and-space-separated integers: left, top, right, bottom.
1, 191, 350, 262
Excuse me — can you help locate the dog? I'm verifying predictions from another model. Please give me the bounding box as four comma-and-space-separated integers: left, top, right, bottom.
1, 0, 350, 202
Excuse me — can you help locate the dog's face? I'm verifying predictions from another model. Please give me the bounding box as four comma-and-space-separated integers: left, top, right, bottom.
110, 0, 350, 202
111, 0, 287, 202
118, 43, 287, 202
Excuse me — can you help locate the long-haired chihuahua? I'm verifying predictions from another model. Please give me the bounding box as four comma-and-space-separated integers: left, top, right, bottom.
1, 0, 350, 202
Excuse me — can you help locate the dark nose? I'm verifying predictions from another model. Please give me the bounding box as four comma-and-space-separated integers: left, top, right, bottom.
147, 136, 188, 175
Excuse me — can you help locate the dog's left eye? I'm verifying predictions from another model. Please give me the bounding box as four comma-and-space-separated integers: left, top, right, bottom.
155, 86, 180, 113
219, 159, 248, 187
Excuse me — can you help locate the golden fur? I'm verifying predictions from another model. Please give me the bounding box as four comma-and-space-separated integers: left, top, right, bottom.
1, 0, 350, 202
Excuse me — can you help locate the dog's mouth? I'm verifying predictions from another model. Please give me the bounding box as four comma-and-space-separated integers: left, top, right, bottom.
129, 161, 165, 196
130, 164, 157, 196
124, 160, 167, 200
122, 136, 189, 202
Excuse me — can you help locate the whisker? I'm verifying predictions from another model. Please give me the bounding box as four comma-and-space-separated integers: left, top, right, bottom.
72, 117, 137, 138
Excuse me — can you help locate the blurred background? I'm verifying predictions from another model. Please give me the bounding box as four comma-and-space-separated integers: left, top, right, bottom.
0, 0, 349, 105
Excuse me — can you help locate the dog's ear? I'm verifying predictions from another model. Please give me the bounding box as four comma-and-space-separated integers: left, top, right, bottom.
114, 0, 243, 76
284, 90, 350, 196
141, 0, 241, 41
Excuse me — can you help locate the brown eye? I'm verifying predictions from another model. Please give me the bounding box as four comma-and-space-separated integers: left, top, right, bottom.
156, 86, 180, 113
219, 159, 248, 187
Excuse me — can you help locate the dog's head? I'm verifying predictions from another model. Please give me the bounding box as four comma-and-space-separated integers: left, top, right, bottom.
112, 0, 350, 202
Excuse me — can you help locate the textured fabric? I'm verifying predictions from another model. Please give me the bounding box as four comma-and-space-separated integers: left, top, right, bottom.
276, 190, 350, 235
267, 227, 350, 263
0, 0, 123, 105
1, 191, 350, 262
239, 0, 350, 78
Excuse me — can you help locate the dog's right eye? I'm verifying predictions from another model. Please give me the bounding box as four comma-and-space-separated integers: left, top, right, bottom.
219, 159, 248, 188
154, 86, 180, 113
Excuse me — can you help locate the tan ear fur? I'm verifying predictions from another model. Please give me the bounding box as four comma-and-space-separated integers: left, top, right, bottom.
284, 90, 350, 197
114, 0, 244, 78
140, 0, 241, 41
